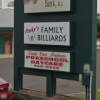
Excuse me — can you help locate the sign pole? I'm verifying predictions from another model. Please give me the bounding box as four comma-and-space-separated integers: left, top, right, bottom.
14, 67, 23, 91
91, 0, 97, 99
46, 72, 56, 97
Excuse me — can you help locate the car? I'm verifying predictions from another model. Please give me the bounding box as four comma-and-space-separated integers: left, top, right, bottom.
0, 78, 13, 100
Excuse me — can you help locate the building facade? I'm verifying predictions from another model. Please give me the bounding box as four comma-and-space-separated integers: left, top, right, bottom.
0, 0, 14, 54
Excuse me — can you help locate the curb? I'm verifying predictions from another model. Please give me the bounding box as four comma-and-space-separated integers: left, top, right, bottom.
13, 90, 80, 100
0, 54, 14, 58
14, 91, 53, 100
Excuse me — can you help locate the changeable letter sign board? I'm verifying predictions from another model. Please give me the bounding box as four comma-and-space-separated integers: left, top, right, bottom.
24, 0, 71, 13
25, 50, 70, 72
14, 0, 97, 99
24, 22, 70, 46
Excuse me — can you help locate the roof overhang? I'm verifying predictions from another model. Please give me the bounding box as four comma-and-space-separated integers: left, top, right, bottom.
0, 27, 14, 30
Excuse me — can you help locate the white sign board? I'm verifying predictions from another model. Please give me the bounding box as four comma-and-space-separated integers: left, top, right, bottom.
2, 0, 14, 9
24, 22, 70, 46
24, 0, 71, 13
25, 50, 70, 72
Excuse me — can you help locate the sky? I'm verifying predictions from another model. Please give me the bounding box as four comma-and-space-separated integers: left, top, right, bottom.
97, 0, 100, 13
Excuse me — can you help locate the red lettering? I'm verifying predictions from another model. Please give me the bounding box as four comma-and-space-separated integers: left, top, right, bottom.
25, 29, 28, 34
53, 67, 56, 69
40, 65, 43, 67
44, 57, 48, 60
40, 57, 44, 60
54, 62, 58, 66
31, 56, 35, 59
46, 66, 49, 68
40, 61, 44, 64
44, 62, 48, 65
56, 67, 59, 69
59, 63, 63, 66
60, 58, 64, 62
36, 56, 39, 60
49, 58, 53, 61
50, 66, 52, 69
65, 59, 69, 62
49, 62, 53, 65
31, 60, 35, 64
25, 27, 39, 34
37, 65, 39, 67
34, 65, 37, 67
36, 61, 39, 64
26, 56, 30, 59
54, 58, 59, 61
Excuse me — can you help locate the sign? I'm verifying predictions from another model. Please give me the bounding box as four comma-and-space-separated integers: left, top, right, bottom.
2, 0, 14, 9
24, 0, 71, 13
25, 50, 70, 72
24, 22, 70, 46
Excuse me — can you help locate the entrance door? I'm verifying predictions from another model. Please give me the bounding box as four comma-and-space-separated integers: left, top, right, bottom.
0, 35, 5, 54
5, 35, 11, 54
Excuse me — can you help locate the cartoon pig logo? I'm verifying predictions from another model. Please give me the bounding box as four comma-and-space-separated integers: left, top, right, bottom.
33, 0, 38, 4
25, 0, 38, 4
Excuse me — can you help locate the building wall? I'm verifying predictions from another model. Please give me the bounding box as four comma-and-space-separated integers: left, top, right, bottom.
0, 9, 14, 27
0, 30, 13, 54
0, 0, 14, 55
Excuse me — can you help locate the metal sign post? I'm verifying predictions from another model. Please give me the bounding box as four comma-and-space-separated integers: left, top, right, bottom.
14, 0, 97, 100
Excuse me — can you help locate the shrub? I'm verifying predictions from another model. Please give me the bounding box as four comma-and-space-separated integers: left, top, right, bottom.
97, 19, 100, 38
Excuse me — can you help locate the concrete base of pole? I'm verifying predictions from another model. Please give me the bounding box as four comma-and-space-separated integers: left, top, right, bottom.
13, 90, 80, 100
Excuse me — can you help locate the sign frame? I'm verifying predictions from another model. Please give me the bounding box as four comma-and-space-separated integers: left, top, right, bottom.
14, 0, 97, 99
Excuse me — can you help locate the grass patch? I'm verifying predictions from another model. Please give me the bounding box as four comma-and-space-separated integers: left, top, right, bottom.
74, 92, 100, 100
96, 92, 100, 100
97, 38, 100, 41
74, 93, 84, 100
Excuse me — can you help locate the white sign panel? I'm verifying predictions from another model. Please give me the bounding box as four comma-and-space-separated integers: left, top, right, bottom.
2, 0, 14, 9
25, 50, 70, 72
24, 0, 71, 13
24, 22, 70, 46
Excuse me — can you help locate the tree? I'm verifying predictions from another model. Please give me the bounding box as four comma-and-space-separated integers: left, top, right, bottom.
97, 14, 100, 38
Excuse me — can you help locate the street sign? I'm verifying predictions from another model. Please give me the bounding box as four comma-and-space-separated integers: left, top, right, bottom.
24, 0, 71, 13
24, 22, 70, 46
25, 50, 70, 72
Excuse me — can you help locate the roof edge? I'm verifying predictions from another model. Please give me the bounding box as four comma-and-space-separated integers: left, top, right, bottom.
0, 27, 14, 30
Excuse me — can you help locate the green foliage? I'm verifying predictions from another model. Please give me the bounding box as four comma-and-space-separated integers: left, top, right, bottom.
96, 92, 100, 100
75, 93, 84, 100
74, 92, 100, 100
97, 38, 100, 41
97, 18, 100, 38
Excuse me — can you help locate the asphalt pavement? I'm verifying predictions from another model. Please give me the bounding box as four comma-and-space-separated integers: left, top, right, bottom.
0, 51, 100, 95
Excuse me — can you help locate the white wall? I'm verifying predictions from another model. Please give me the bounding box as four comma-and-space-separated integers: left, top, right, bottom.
0, 0, 14, 27
0, 9, 14, 27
